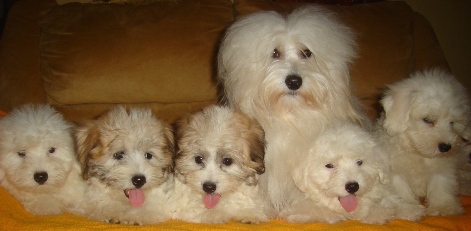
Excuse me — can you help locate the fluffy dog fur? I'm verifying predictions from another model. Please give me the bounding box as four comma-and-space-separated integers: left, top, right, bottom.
171, 105, 267, 223
75, 106, 174, 225
0, 104, 85, 215
217, 6, 368, 215
376, 69, 470, 216
279, 123, 425, 224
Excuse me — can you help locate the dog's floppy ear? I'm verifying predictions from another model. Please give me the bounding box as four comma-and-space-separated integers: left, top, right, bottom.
380, 89, 415, 134
74, 121, 100, 180
0, 167, 4, 181
370, 142, 390, 184
162, 122, 175, 173
247, 119, 266, 175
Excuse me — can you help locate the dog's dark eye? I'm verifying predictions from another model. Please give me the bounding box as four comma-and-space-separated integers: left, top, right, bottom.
272, 49, 280, 59
195, 156, 203, 164
113, 151, 125, 160
423, 117, 435, 125
301, 49, 312, 58
48, 147, 56, 154
357, 160, 363, 166
145, 152, 152, 160
325, 163, 334, 169
222, 157, 233, 166
17, 150, 26, 157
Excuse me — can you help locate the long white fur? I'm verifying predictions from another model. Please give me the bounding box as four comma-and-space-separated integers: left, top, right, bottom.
0, 104, 86, 215
218, 6, 368, 216
376, 69, 470, 216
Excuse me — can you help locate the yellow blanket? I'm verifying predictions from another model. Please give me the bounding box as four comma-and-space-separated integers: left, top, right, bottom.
0, 185, 470, 231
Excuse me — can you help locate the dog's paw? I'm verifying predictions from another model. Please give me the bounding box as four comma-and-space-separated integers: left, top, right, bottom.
426, 204, 464, 216
234, 212, 268, 224
396, 203, 425, 221
105, 218, 141, 225
27, 198, 63, 215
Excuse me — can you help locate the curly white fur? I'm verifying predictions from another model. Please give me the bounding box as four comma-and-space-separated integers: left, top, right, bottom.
0, 104, 86, 215
171, 106, 267, 223
376, 69, 470, 216
217, 6, 368, 216
279, 123, 425, 224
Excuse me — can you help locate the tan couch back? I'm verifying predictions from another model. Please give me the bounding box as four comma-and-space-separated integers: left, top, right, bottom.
0, 0, 449, 123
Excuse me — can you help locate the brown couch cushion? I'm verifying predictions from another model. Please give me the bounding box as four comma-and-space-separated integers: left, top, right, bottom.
39, 0, 233, 108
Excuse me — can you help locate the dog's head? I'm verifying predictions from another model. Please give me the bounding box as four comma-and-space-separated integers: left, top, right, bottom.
380, 69, 471, 157
174, 105, 265, 209
218, 6, 365, 126
292, 123, 388, 213
75, 106, 174, 207
0, 105, 76, 193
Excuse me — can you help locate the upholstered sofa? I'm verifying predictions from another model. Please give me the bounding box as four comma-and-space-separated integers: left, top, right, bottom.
0, 0, 470, 230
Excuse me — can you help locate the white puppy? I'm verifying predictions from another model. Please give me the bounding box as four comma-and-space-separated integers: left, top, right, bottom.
171, 105, 267, 223
217, 6, 368, 215
376, 69, 470, 216
0, 104, 85, 215
75, 106, 174, 225
280, 123, 425, 224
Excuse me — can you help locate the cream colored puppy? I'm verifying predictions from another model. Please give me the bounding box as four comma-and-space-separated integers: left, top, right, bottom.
376, 69, 470, 216
171, 105, 267, 224
218, 6, 368, 215
0, 104, 85, 215
75, 106, 174, 225
280, 123, 424, 224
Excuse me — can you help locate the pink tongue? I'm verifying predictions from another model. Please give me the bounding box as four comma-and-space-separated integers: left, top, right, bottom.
203, 193, 221, 209
128, 189, 145, 208
339, 194, 357, 212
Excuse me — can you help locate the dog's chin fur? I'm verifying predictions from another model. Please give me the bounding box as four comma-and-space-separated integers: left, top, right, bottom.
217, 6, 368, 215
171, 105, 267, 224
74, 106, 174, 225
279, 123, 425, 224
376, 69, 470, 216
0, 104, 86, 215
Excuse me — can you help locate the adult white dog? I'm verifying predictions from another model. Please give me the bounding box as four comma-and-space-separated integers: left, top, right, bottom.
0, 104, 85, 215
376, 69, 470, 216
218, 6, 367, 215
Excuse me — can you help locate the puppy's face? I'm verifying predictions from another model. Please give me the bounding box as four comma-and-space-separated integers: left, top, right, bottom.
381, 69, 471, 157
75, 107, 174, 207
0, 105, 75, 193
218, 6, 363, 124
293, 124, 387, 213
174, 106, 265, 208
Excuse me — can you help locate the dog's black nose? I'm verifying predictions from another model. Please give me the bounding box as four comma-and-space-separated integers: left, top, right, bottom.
34, 172, 48, 185
202, 182, 217, 194
345, 182, 359, 194
438, 143, 451, 153
132, 175, 146, 188
285, 74, 302, 91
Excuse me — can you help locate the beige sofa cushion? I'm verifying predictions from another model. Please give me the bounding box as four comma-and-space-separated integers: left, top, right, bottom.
39, 0, 232, 108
